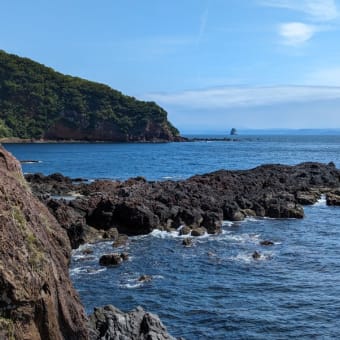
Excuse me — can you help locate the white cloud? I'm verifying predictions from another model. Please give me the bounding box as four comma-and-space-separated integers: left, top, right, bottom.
278, 22, 317, 45
146, 86, 340, 109
260, 0, 338, 22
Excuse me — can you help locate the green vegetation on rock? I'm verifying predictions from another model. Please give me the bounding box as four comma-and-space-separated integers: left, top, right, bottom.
0, 50, 180, 141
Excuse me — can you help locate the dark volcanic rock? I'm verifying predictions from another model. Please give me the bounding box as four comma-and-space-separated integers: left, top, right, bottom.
112, 234, 129, 248
0, 146, 88, 339
326, 191, 340, 206
252, 251, 261, 260
191, 227, 207, 237
88, 305, 177, 340
138, 275, 153, 282
27, 161, 340, 242
260, 240, 274, 246
99, 253, 123, 266
182, 238, 193, 247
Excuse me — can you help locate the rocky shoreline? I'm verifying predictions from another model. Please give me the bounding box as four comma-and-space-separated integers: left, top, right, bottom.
2, 142, 340, 339
25, 161, 340, 250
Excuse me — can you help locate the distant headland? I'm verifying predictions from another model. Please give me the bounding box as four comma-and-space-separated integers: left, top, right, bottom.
0, 50, 183, 142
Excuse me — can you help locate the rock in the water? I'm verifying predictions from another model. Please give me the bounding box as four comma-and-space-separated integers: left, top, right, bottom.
99, 253, 123, 266
0, 146, 89, 339
252, 251, 261, 259
120, 252, 129, 261
88, 305, 177, 340
191, 227, 207, 237
296, 191, 319, 205
326, 191, 340, 206
102, 227, 119, 240
138, 275, 153, 282
260, 240, 274, 246
82, 247, 94, 255
179, 225, 191, 235
112, 234, 129, 248
182, 238, 193, 247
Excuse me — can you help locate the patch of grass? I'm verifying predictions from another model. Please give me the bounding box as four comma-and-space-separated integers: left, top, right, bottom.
26, 232, 45, 271
0, 317, 15, 340
11, 206, 26, 232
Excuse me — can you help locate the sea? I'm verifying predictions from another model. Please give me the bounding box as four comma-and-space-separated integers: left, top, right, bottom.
5, 134, 340, 339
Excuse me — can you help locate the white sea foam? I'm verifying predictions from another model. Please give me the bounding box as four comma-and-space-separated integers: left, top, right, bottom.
219, 231, 261, 244
70, 266, 106, 276
120, 283, 143, 289
229, 251, 273, 264
314, 194, 326, 206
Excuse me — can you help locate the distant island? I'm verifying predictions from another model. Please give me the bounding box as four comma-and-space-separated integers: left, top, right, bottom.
0, 50, 183, 142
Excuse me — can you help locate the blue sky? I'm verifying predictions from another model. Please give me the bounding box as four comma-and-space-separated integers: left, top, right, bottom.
2, 0, 340, 133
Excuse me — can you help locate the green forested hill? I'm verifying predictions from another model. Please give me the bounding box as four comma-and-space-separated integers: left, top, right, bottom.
0, 50, 181, 141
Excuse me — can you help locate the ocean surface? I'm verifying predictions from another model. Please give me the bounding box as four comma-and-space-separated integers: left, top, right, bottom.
5, 135, 340, 339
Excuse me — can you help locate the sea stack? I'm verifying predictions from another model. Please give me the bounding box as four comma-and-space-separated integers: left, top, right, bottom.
230, 128, 237, 135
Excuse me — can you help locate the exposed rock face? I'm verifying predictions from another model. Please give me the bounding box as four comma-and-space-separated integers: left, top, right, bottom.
88, 305, 177, 340
26, 162, 340, 246
0, 146, 89, 339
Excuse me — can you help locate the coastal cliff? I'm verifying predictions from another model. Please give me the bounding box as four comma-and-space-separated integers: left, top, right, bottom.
0, 50, 182, 142
0, 145, 89, 339
0, 146, 179, 340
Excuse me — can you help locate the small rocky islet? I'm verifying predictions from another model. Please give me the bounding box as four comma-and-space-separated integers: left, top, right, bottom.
2, 143, 340, 339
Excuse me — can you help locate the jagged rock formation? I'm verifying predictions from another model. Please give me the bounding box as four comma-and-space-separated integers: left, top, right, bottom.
0, 50, 183, 142
88, 305, 177, 340
0, 145, 89, 339
26, 162, 340, 247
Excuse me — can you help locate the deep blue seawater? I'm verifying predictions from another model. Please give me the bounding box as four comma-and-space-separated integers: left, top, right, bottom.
5, 135, 340, 339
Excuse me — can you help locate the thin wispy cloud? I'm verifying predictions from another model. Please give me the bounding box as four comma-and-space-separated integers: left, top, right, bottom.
260, 0, 338, 22
146, 86, 340, 109
198, 9, 209, 42
278, 22, 317, 46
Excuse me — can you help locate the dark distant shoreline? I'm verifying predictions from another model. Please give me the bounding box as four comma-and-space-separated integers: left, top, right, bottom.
0, 136, 241, 144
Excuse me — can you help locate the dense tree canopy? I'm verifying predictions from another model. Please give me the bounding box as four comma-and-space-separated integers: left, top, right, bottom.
0, 50, 179, 140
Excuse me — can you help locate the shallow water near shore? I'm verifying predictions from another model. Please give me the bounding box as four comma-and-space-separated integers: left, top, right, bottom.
6, 135, 340, 339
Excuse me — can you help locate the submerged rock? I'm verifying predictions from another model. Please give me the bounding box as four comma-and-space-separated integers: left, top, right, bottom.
252, 251, 261, 260
88, 305, 177, 340
260, 240, 274, 246
138, 275, 153, 282
182, 238, 193, 247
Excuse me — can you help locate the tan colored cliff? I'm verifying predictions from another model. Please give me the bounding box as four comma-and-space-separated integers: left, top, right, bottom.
0, 145, 88, 339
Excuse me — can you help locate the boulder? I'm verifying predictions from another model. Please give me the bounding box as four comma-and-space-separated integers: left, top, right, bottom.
191, 227, 207, 237
112, 234, 129, 248
138, 275, 153, 282
99, 253, 123, 266
201, 211, 223, 234
296, 191, 319, 205
260, 240, 274, 246
88, 305, 177, 340
179, 226, 191, 236
182, 238, 193, 247
326, 191, 340, 206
